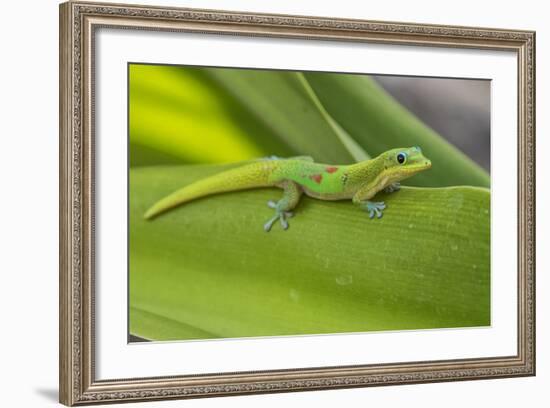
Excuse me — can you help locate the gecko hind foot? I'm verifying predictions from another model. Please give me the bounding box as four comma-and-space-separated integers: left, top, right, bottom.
264, 201, 294, 231
263, 211, 294, 232
362, 201, 386, 219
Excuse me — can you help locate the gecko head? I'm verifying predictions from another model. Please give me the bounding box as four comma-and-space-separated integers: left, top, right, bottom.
380, 146, 432, 182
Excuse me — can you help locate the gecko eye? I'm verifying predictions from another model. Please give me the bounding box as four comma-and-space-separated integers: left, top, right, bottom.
396, 152, 407, 164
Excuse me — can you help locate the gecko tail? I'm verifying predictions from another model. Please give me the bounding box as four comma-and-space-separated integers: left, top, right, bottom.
143, 161, 278, 220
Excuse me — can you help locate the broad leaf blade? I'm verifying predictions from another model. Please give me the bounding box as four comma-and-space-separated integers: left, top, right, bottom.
203, 68, 368, 163
129, 165, 490, 341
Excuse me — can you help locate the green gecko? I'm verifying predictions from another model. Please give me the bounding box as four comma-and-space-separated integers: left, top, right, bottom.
144, 146, 431, 231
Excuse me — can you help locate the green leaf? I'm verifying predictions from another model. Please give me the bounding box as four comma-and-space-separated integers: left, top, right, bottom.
202, 68, 370, 162
129, 64, 295, 165
129, 165, 490, 341
130, 306, 218, 340
295, 73, 370, 161
129, 142, 186, 167
304, 72, 490, 188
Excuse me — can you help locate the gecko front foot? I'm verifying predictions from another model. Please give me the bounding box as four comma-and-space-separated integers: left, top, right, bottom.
384, 182, 400, 193
361, 200, 386, 219
264, 200, 294, 231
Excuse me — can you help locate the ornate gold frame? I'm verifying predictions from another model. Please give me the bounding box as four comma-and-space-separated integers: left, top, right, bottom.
59, 1, 536, 405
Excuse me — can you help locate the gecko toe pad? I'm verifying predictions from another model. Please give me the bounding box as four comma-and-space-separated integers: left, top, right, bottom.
363, 201, 386, 219
263, 210, 294, 232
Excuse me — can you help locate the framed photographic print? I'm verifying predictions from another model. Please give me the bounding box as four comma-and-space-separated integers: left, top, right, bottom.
59, 1, 536, 405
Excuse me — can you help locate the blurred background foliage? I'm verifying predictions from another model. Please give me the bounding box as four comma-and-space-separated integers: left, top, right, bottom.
129, 64, 491, 342
129, 64, 489, 187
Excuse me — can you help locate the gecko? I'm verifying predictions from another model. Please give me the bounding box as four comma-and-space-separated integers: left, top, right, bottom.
144, 146, 431, 231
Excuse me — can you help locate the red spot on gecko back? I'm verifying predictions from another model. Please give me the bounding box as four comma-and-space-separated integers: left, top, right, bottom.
325, 166, 338, 174
309, 174, 323, 184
